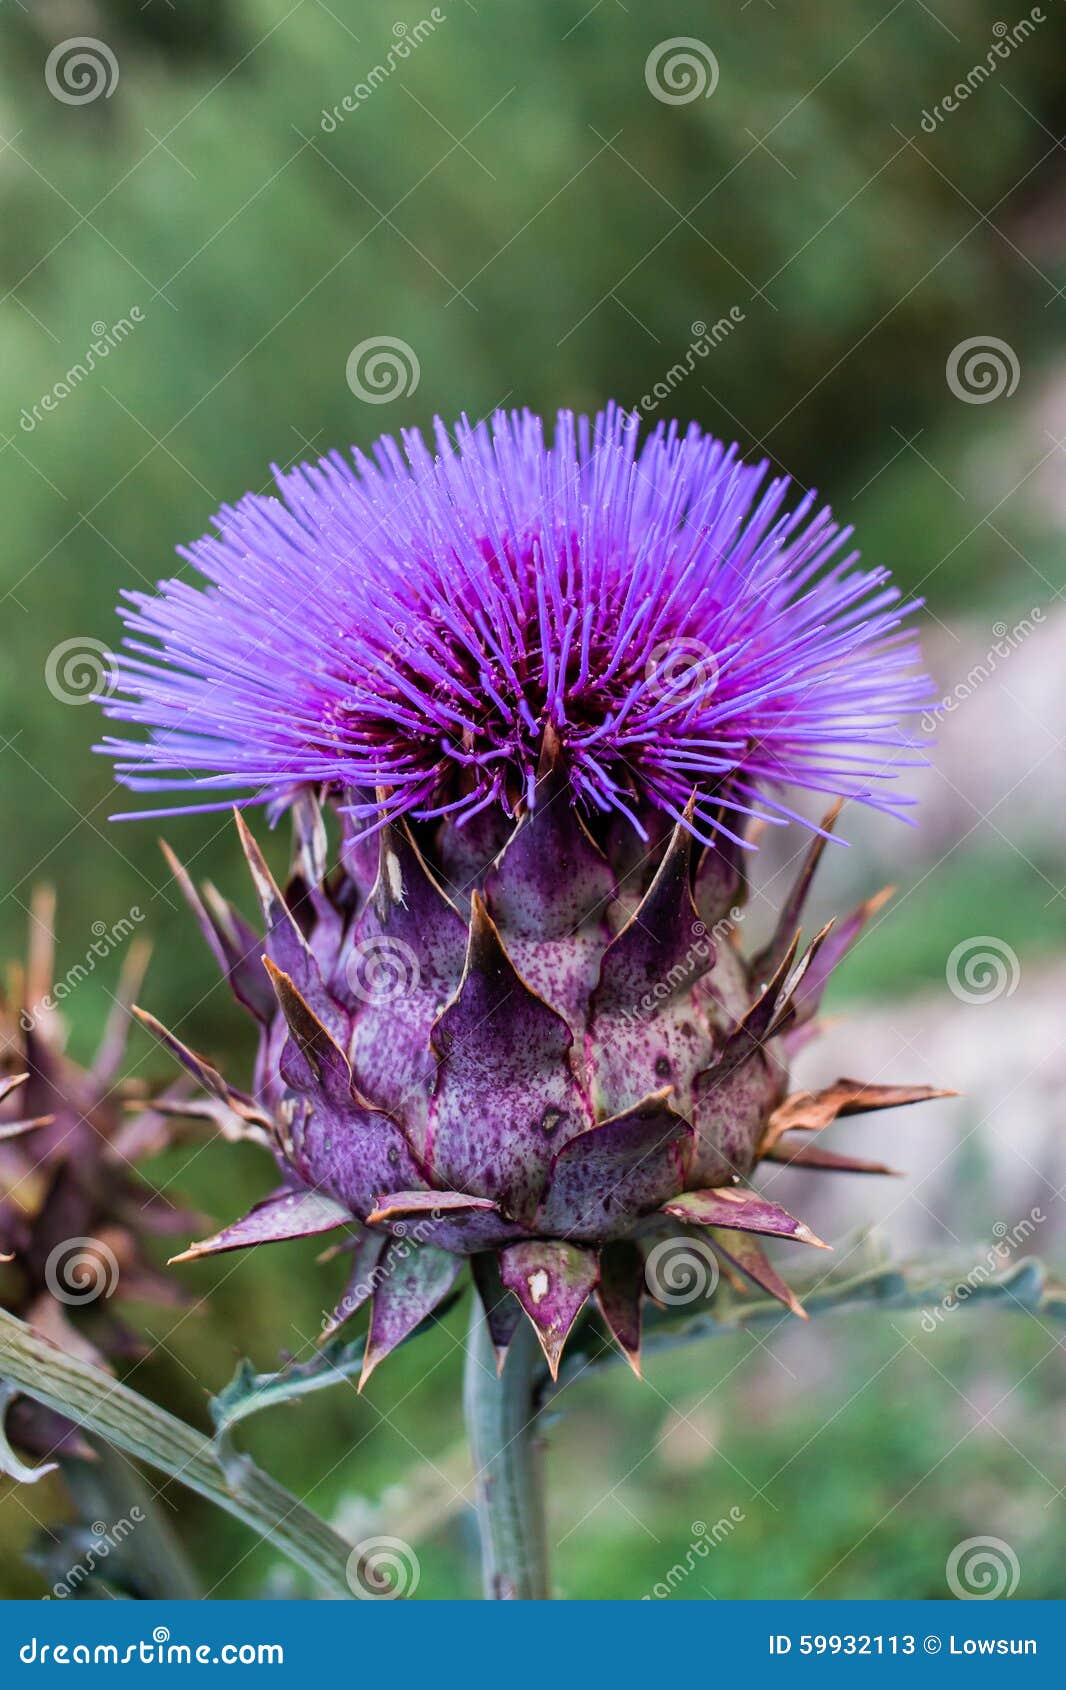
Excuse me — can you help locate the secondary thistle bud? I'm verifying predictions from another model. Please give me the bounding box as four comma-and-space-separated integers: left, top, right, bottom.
0, 891, 194, 1457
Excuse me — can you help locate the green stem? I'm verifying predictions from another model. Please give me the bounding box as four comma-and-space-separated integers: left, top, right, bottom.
544, 1254, 1066, 1398
463, 1300, 550, 1600
0, 1308, 356, 1598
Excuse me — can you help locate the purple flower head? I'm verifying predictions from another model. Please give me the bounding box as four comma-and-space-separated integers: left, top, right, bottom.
99, 405, 931, 847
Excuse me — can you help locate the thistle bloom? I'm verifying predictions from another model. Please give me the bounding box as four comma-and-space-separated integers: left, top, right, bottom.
100, 405, 929, 848
98, 408, 946, 1384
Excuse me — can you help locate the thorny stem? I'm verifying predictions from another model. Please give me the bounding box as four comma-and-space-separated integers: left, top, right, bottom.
463, 1298, 550, 1600
543, 1254, 1066, 1399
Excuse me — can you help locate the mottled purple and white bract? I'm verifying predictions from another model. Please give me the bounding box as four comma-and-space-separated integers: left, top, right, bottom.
100, 406, 929, 847
101, 408, 948, 1387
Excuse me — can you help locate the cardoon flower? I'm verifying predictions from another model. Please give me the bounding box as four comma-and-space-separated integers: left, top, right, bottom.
101, 406, 928, 845
96, 407, 947, 1391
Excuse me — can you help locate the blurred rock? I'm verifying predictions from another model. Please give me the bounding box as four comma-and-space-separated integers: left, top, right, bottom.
772, 964, 1066, 1260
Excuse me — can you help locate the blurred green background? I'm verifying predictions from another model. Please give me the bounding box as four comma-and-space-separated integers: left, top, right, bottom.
1, 0, 1064, 1598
